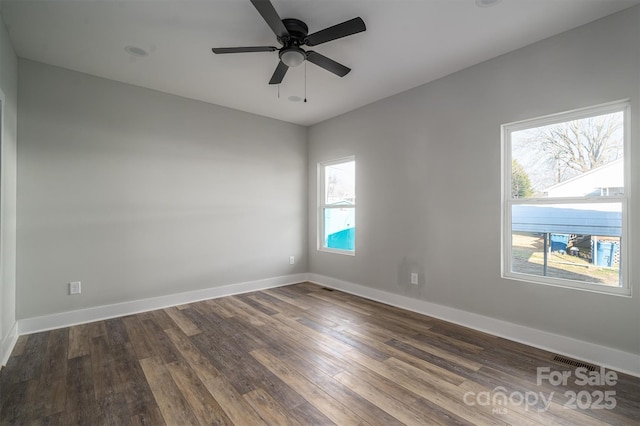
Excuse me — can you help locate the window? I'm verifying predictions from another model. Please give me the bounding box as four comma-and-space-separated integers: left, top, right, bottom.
502, 101, 630, 295
318, 157, 355, 254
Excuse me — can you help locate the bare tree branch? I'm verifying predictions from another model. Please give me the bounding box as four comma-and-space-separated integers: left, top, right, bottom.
529, 113, 622, 184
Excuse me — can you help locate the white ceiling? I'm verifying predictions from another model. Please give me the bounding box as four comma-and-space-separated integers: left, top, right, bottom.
2, 0, 638, 126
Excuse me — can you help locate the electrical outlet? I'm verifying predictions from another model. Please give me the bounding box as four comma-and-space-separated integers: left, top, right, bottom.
410, 273, 419, 285
289, 255, 295, 265
69, 281, 81, 295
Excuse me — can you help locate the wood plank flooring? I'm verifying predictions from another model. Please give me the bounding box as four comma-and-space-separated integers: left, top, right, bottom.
1, 282, 639, 425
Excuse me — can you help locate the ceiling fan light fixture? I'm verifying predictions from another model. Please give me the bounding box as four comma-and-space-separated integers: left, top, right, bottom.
280, 48, 306, 67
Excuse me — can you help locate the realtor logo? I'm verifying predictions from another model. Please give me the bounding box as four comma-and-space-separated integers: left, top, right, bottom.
462, 366, 618, 414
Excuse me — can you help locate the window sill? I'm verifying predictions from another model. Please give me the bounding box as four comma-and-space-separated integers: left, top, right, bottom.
502, 272, 631, 297
318, 247, 355, 256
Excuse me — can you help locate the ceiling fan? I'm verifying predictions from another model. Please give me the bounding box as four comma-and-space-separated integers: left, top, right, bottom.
212, 0, 366, 85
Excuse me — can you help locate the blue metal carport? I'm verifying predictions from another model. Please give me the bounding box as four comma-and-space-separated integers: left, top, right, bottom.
511, 205, 621, 237
511, 205, 621, 272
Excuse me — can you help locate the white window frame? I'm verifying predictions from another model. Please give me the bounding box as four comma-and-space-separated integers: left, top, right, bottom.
501, 100, 631, 296
318, 156, 356, 255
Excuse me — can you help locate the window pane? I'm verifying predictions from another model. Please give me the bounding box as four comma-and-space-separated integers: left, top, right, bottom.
323, 207, 355, 251
511, 111, 624, 199
325, 161, 355, 205
511, 203, 621, 287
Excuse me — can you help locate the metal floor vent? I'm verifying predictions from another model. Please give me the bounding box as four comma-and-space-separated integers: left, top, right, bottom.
552, 355, 598, 372
321, 287, 335, 292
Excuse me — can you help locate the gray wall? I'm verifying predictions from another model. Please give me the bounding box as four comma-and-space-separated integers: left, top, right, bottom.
17, 59, 307, 319
308, 8, 640, 355
0, 13, 18, 361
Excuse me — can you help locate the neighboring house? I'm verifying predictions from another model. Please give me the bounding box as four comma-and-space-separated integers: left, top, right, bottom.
543, 158, 623, 197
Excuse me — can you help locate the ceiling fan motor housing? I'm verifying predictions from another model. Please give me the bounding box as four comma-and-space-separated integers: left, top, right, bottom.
279, 18, 309, 46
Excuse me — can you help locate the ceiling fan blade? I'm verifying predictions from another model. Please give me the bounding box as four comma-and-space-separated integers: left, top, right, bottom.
250, 0, 290, 39
305, 17, 366, 46
306, 51, 350, 77
269, 61, 289, 84
212, 46, 278, 54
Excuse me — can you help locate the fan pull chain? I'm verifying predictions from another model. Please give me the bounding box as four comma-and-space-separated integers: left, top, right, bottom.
304, 61, 307, 103
277, 84, 280, 99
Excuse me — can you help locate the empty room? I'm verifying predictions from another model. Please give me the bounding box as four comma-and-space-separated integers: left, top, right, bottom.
1, 0, 639, 424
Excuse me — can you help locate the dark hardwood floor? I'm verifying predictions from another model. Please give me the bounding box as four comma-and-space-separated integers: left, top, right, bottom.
1, 282, 639, 425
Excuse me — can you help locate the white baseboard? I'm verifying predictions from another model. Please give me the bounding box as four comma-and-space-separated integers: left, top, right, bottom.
12, 272, 639, 377
308, 273, 640, 377
1, 320, 18, 366
18, 273, 308, 336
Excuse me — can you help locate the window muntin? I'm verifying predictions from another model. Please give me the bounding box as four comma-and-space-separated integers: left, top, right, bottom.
503, 101, 630, 295
319, 158, 355, 254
